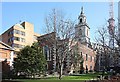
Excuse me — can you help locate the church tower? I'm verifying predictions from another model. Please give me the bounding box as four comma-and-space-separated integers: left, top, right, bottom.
75, 7, 90, 46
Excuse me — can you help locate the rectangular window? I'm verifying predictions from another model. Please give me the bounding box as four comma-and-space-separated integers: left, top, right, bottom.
90, 66, 92, 70
86, 54, 88, 61
19, 45, 25, 48
90, 56, 92, 62
81, 52, 82, 56
14, 44, 24, 48
14, 37, 20, 41
49, 47, 51, 61
87, 29, 88, 36
94, 57, 96, 62
14, 44, 19, 48
21, 38, 25, 42
44, 46, 48, 60
21, 31, 25, 36
14, 29, 20, 34
11, 37, 14, 41
8, 37, 14, 42
44, 45, 51, 61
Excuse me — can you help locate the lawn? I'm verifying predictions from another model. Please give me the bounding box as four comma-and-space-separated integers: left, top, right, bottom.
16, 79, 85, 82
2, 73, 102, 82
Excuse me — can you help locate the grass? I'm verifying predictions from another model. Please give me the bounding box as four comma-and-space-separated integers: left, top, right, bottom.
16, 79, 85, 82
3, 73, 103, 82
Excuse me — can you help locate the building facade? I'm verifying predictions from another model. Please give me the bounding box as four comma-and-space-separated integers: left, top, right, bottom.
38, 32, 56, 73
91, 42, 115, 72
0, 41, 14, 78
1, 21, 40, 57
38, 7, 96, 74
0, 41, 14, 67
66, 42, 96, 74
38, 32, 96, 74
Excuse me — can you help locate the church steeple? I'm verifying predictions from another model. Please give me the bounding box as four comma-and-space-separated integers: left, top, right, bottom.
75, 7, 90, 47
78, 7, 86, 24
81, 6, 84, 14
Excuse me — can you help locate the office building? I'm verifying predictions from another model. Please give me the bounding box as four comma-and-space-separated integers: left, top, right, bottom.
1, 21, 40, 57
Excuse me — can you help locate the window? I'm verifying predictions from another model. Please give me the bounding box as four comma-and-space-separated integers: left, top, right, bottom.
21, 38, 25, 42
14, 44, 19, 48
86, 65, 88, 70
14, 37, 25, 42
87, 29, 88, 36
80, 52, 82, 57
80, 18, 82, 23
14, 44, 24, 48
14, 37, 20, 41
86, 54, 88, 61
19, 45, 25, 48
8, 30, 13, 36
14, 29, 20, 34
8, 37, 14, 42
79, 29, 82, 35
94, 57, 96, 62
21, 31, 25, 36
11, 37, 14, 41
90, 56, 92, 62
90, 66, 92, 70
44, 45, 51, 61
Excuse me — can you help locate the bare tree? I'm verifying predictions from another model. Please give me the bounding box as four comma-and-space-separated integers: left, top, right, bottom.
71, 42, 84, 74
113, 25, 120, 66
95, 22, 120, 70
44, 9, 75, 79
113, 24, 120, 47
95, 26, 110, 71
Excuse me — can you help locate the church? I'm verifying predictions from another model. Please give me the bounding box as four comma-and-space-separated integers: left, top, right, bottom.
66, 7, 96, 74
38, 7, 96, 74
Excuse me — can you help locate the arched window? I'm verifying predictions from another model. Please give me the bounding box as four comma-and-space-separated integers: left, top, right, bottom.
80, 18, 82, 23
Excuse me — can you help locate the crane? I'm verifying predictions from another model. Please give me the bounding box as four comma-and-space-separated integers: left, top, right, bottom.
108, 0, 115, 48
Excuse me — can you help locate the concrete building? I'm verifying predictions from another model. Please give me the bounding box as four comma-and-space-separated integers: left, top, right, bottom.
1, 21, 40, 57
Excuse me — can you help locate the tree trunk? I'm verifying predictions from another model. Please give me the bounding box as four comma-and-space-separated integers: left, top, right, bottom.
59, 63, 63, 80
